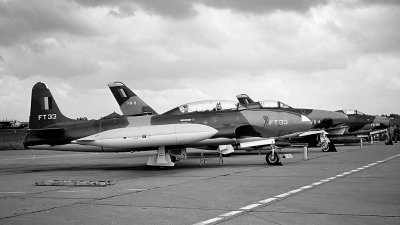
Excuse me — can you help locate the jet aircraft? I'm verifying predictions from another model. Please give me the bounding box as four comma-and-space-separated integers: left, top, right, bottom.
108, 82, 346, 152
24, 82, 313, 166
108, 82, 344, 156
237, 96, 392, 146
236, 94, 349, 152
334, 109, 392, 144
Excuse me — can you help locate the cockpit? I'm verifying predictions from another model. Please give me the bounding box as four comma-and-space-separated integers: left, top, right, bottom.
257, 100, 293, 109
163, 100, 240, 115
335, 109, 365, 115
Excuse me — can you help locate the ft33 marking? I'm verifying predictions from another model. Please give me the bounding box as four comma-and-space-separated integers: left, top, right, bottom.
38, 114, 57, 120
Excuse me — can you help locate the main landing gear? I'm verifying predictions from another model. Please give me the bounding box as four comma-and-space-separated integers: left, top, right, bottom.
146, 146, 187, 167
320, 133, 337, 152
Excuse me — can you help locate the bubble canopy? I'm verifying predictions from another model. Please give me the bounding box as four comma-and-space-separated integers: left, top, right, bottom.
163, 100, 240, 115
257, 100, 293, 109
335, 109, 365, 115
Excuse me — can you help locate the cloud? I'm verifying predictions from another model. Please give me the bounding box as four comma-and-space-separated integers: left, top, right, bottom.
317, 1, 400, 56
74, 0, 197, 19
73, 0, 333, 19
201, 0, 331, 14
0, 0, 98, 48
1, 0, 400, 120
73, 0, 400, 19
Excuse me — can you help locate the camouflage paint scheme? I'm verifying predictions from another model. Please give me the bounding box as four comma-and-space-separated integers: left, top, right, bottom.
108, 82, 158, 115
335, 109, 390, 135
237, 95, 348, 130
236, 95, 348, 149
25, 82, 312, 155
109, 83, 344, 152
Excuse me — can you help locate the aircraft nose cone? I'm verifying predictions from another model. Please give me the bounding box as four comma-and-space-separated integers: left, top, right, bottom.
301, 115, 312, 124
300, 115, 313, 129
329, 111, 349, 126
308, 109, 349, 129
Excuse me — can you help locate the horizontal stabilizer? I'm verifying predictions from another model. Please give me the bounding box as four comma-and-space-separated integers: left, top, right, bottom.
28, 127, 65, 132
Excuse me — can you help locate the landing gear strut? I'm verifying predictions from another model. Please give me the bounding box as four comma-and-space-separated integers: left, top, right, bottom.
147, 146, 175, 167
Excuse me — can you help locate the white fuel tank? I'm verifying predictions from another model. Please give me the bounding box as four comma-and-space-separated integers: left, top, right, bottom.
74, 124, 217, 149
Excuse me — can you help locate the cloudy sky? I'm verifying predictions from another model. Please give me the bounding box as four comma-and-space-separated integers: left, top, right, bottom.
1, 0, 399, 121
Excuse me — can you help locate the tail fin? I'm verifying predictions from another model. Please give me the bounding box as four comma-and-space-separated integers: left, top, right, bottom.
29, 82, 74, 129
108, 81, 158, 115
236, 94, 255, 106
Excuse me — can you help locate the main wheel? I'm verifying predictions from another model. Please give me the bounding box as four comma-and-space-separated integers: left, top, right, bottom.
385, 138, 393, 145
321, 142, 329, 152
265, 152, 280, 165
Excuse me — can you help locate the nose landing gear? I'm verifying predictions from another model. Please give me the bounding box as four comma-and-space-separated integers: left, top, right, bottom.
265, 145, 283, 165
266, 151, 281, 165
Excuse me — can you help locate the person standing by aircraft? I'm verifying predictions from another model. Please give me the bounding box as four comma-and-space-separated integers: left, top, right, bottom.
394, 125, 399, 143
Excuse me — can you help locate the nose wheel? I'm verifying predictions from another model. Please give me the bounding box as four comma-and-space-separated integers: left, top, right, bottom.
265, 151, 281, 165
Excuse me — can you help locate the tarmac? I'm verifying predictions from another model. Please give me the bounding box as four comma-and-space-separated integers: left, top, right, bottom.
0, 142, 399, 225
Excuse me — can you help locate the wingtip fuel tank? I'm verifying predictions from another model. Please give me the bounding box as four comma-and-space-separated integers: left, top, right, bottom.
74, 124, 218, 149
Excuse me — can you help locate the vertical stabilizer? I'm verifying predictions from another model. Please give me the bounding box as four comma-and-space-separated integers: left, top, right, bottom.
29, 82, 74, 129
108, 81, 158, 115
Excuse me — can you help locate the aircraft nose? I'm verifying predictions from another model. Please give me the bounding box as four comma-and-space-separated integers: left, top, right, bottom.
329, 111, 349, 126
375, 116, 390, 128
308, 109, 349, 128
300, 115, 313, 129
301, 115, 312, 123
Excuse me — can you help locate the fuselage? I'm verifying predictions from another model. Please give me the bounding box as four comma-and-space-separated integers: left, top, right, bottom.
25, 108, 312, 150
275, 108, 348, 129
245, 100, 348, 130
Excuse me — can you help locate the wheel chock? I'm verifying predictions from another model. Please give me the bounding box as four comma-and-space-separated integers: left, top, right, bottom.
327, 142, 337, 152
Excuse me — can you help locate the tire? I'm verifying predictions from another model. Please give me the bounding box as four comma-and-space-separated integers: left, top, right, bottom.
266, 152, 280, 165
321, 142, 329, 152
385, 138, 393, 145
